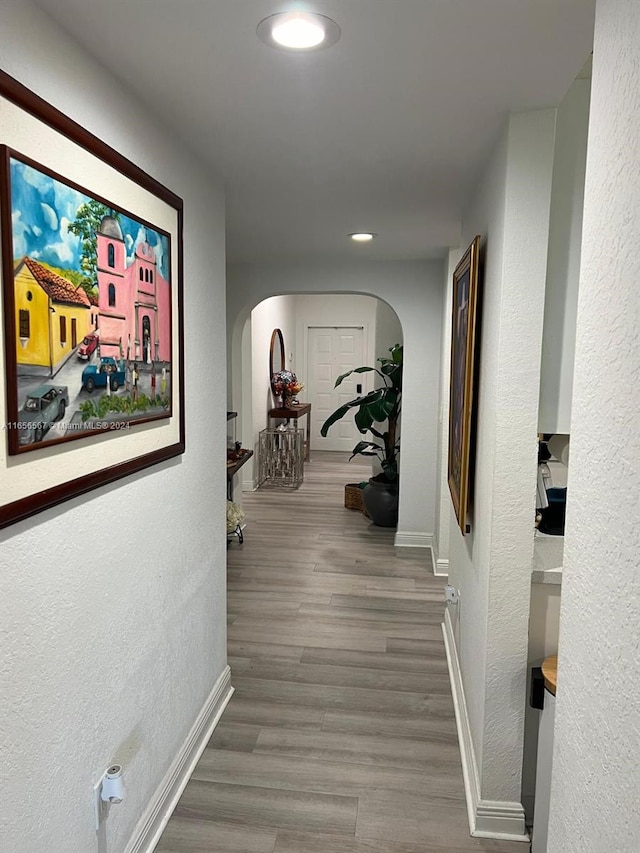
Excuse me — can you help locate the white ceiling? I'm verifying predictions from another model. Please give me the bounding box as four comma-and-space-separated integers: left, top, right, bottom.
34, 0, 594, 263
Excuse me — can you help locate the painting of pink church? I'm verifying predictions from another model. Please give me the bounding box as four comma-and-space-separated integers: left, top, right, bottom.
96, 215, 171, 364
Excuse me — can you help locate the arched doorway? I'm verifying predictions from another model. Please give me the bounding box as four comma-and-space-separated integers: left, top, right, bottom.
231, 292, 403, 503
226, 259, 445, 547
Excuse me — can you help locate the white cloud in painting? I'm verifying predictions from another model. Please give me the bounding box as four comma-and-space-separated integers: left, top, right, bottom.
47, 217, 78, 265
32, 225, 43, 237
21, 164, 51, 193
153, 236, 166, 278
133, 225, 147, 251
54, 181, 85, 222
126, 225, 147, 266
11, 210, 29, 258
135, 225, 167, 277
40, 203, 59, 231
122, 223, 167, 278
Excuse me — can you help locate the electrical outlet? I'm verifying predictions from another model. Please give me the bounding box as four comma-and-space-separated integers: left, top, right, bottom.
444, 585, 459, 605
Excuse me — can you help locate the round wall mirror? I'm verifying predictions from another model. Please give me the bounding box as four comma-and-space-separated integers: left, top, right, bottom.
269, 328, 285, 377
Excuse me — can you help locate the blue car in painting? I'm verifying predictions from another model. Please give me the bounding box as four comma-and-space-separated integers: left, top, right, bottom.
82, 356, 126, 393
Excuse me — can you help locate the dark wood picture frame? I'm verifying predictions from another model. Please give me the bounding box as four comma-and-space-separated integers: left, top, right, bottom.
0, 71, 185, 529
447, 235, 481, 534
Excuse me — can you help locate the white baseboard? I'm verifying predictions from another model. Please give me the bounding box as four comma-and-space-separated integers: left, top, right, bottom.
125, 666, 234, 853
430, 545, 449, 577
430, 537, 449, 576
442, 612, 529, 842
394, 531, 433, 548
473, 801, 529, 840
242, 477, 257, 491
435, 558, 449, 575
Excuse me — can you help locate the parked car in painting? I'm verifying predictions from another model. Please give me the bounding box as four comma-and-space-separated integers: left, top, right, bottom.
18, 384, 69, 445
77, 333, 99, 360
82, 356, 126, 393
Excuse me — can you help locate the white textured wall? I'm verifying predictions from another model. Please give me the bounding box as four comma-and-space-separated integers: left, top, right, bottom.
374, 298, 404, 366
448, 124, 508, 779
548, 2, 640, 850
227, 260, 443, 540
0, 2, 227, 851
246, 295, 297, 486
448, 110, 556, 808
252, 295, 298, 428
538, 76, 591, 434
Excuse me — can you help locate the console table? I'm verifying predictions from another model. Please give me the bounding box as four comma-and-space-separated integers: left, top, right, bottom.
268, 402, 311, 461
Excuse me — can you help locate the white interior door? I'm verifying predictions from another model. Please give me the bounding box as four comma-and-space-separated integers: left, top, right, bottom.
308, 326, 365, 451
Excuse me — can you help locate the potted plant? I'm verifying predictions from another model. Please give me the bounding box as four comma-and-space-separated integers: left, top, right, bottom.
320, 344, 402, 526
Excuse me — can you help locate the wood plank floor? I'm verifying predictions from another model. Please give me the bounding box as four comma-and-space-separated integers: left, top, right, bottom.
157, 453, 526, 853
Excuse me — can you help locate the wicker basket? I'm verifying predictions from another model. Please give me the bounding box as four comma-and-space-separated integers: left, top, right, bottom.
345, 482, 369, 515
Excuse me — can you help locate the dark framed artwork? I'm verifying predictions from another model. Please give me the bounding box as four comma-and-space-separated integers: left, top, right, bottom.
447, 235, 481, 534
0, 71, 184, 528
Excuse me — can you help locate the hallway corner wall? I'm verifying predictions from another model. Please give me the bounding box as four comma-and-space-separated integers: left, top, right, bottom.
446, 108, 556, 837
548, 3, 640, 850
0, 2, 228, 851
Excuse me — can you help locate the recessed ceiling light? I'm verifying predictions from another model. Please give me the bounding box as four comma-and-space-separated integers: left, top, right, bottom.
257, 12, 341, 51
349, 233, 377, 242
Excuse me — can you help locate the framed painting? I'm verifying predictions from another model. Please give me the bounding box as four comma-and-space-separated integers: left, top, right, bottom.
0, 71, 184, 528
447, 235, 481, 534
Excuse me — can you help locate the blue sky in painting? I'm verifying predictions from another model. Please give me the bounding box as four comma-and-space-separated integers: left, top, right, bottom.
10, 158, 169, 279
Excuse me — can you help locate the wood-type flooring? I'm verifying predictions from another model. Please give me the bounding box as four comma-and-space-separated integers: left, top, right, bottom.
157, 452, 526, 853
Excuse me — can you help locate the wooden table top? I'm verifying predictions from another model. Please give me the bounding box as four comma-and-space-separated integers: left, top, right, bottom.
268, 403, 311, 418
226, 449, 253, 479
542, 655, 558, 696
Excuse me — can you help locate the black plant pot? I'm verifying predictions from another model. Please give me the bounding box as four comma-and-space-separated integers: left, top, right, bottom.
363, 478, 399, 528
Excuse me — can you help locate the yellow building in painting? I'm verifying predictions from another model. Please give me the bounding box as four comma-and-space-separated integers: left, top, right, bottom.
13, 257, 92, 371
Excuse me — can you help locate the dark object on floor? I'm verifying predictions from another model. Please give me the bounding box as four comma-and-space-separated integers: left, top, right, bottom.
363, 478, 399, 527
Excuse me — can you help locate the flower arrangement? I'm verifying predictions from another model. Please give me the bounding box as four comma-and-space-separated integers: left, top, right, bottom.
271, 370, 304, 404
286, 380, 305, 396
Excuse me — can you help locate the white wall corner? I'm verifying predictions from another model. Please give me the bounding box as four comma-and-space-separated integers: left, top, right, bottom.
430, 534, 450, 576
125, 667, 233, 853
442, 613, 528, 843
394, 531, 433, 549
